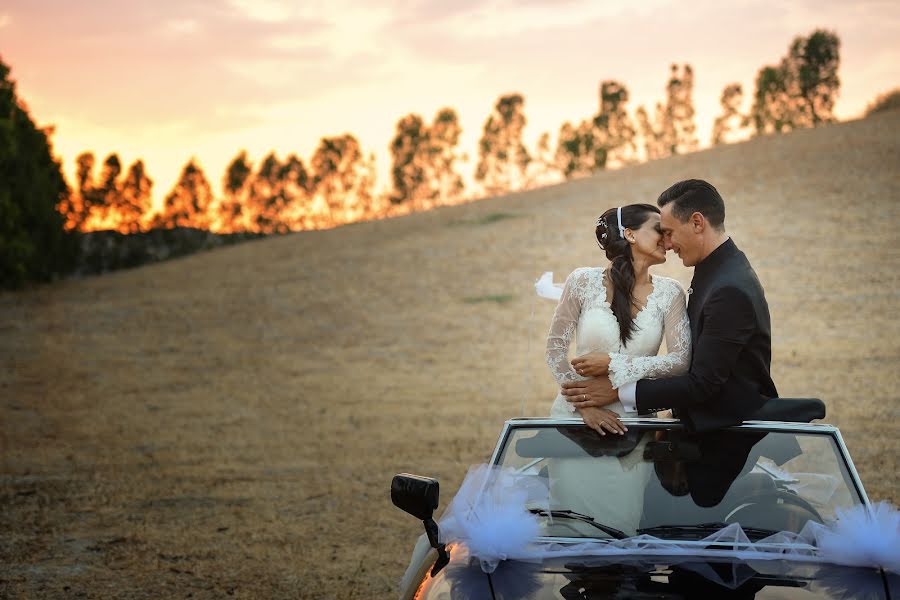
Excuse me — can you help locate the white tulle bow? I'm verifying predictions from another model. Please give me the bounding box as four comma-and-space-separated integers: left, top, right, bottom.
438, 465, 549, 573
811, 501, 900, 574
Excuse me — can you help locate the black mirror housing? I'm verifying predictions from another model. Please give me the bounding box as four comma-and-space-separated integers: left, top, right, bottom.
391, 473, 439, 521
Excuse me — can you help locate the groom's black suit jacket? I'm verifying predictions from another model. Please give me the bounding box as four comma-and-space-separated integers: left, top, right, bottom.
635, 238, 778, 432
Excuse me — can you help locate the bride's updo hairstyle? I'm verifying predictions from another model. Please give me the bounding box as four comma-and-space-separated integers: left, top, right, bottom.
595, 203, 660, 346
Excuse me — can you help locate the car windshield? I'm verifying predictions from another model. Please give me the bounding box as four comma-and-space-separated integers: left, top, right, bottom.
494, 423, 864, 540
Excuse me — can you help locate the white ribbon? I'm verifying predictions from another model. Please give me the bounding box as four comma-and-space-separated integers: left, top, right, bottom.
534, 272, 563, 301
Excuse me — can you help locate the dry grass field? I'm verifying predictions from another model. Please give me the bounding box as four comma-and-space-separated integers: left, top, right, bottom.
2, 110, 899, 599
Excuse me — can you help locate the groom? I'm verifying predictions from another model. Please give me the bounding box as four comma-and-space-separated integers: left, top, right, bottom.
563, 179, 777, 432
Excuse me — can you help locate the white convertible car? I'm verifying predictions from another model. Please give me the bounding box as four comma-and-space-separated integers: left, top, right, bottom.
392, 399, 899, 599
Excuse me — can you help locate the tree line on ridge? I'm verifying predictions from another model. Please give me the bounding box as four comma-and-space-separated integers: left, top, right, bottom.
4, 28, 893, 287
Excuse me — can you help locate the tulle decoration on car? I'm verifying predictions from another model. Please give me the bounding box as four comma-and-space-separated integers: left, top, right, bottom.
437, 465, 549, 573
438, 463, 900, 575
812, 501, 900, 574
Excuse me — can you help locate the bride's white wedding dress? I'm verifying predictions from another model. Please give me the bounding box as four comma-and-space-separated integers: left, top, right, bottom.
544, 267, 691, 534
547, 267, 691, 414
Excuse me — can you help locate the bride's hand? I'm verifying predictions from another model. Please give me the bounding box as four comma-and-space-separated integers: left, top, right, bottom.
577, 406, 627, 436
571, 352, 610, 377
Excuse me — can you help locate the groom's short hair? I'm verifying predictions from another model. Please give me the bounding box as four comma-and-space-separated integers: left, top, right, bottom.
657, 179, 726, 231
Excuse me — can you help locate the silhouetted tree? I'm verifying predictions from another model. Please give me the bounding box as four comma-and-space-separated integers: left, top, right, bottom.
751, 66, 791, 134
247, 152, 282, 233
310, 134, 372, 224
389, 113, 430, 205
637, 64, 698, 160
666, 64, 698, 154
475, 93, 531, 195
593, 80, 637, 167
555, 81, 636, 178
390, 108, 465, 208
427, 108, 465, 202
117, 160, 152, 233
635, 106, 665, 162
0, 57, 77, 287
64, 152, 150, 232
64, 151, 120, 231
278, 153, 311, 225
152, 159, 214, 229
711, 83, 748, 145
75, 152, 94, 195
95, 153, 123, 228
219, 150, 252, 232
555, 120, 598, 178
248, 153, 280, 232
789, 30, 841, 126
245, 152, 310, 233
99, 154, 122, 196
751, 29, 840, 134
62, 151, 101, 230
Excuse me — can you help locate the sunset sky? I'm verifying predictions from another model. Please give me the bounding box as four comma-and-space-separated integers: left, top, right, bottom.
3, 0, 899, 208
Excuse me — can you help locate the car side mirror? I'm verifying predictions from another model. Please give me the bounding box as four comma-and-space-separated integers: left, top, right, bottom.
391, 473, 439, 521
391, 473, 450, 576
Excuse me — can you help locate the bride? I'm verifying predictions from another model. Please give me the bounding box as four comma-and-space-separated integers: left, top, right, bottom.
544, 203, 691, 533
400, 204, 693, 589
547, 203, 691, 426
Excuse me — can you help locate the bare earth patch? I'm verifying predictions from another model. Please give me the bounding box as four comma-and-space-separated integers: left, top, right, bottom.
2, 111, 899, 599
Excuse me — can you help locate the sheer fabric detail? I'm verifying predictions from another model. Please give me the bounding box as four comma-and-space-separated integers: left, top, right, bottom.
545, 268, 690, 415
544, 268, 602, 415
607, 277, 691, 389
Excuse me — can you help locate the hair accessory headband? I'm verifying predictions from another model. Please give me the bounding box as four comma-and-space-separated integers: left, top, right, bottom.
595, 215, 608, 248
616, 206, 625, 238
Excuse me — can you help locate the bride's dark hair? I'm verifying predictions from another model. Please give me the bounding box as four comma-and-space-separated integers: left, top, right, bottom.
595, 203, 660, 346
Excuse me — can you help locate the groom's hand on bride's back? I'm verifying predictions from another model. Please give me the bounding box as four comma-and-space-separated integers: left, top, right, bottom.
562, 378, 619, 409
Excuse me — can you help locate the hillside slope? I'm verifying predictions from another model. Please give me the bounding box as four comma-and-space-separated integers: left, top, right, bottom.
2, 110, 898, 599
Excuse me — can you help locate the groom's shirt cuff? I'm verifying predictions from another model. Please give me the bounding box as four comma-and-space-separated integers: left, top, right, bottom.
618, 381, 637, 413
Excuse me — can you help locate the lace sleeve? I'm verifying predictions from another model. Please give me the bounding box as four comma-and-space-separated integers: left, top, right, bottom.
545, 270, 587, 386
607, 279, 691, 389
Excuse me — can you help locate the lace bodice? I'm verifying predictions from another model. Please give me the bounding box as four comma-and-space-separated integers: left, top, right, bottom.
546, 267, 691, 414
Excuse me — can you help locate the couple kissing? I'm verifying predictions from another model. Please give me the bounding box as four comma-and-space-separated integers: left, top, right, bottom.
546, 178, 778, 435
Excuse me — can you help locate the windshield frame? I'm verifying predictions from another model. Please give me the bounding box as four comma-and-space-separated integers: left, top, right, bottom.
487, 417, 871, 539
